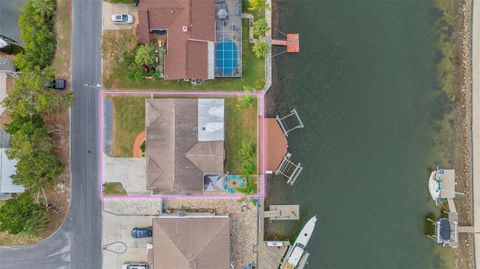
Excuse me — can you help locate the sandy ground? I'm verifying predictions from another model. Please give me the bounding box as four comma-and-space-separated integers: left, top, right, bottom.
452, 0, 474, 268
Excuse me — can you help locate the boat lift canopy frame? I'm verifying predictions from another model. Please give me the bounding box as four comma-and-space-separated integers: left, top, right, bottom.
275, 153, 303, 185
276, 109, 304, 137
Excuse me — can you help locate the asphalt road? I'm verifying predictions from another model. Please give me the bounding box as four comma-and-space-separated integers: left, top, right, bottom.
0, 0, 103, 268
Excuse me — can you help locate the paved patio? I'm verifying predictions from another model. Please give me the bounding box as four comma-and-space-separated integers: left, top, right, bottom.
103, 154, 149, 195
102, 2, 138, 31
102, 212, 156, 269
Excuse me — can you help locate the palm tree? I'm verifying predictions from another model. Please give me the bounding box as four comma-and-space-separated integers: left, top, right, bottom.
253, 19, 270, 37
252, 42, 269, 58
31, 0, 56, 18
18, 211, 48, 239
234, 176, 257, 195
238, 85, 256, 109
135, 45, 156, 66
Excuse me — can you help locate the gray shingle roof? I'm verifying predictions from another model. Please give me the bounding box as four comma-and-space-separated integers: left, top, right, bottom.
0, 0, 26, 45
145, 99, 225, 193
152, 216, 230, 269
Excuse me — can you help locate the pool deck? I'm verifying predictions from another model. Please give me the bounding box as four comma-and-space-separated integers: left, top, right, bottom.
215, 0, 242, 77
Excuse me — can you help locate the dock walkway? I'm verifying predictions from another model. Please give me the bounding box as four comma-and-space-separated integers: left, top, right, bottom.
264, 205, 299, 220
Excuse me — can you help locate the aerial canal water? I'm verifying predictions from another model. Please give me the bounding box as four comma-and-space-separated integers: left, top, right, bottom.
266, 0, 455, 268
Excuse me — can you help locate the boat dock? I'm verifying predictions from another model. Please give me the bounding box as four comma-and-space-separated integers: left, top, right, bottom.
262, 241, 290, 269
272, 33, 300, 53
264, 205, 299, 220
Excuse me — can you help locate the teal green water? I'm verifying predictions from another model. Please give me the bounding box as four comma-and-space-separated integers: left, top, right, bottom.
266, 0, 453, 268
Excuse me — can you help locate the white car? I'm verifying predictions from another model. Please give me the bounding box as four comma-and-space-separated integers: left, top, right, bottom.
121, 263, 148, 269
111, 14, 133, 24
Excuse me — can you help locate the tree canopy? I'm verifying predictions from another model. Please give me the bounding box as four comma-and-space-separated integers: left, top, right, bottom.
134, 45, 156, 66
16, 0, 56, 70
5, 115, 63, 192
0, 192, 47, 235
3, 67, 72, 117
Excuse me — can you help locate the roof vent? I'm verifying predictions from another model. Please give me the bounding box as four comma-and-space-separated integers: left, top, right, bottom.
183, 26, 188, 32
170, 10, 174, 14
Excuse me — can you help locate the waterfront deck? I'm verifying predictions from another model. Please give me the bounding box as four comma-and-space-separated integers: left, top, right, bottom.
261, 241, 290, 269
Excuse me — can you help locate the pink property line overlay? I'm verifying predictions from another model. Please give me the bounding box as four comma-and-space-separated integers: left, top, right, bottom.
99, 91, 267, 200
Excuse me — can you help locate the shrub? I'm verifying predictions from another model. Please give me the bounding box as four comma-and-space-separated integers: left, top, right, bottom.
248, 0, 268, 11
140, 140, 146, 153
239, 141, 257, 176
253, 19, 269, 37
252, 42, 269, 58
255, 79, 265, 89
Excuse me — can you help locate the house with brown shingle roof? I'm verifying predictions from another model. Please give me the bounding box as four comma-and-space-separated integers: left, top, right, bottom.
145, 99, 225, 194
149, 216, 230, 269
136, 0, 215, 80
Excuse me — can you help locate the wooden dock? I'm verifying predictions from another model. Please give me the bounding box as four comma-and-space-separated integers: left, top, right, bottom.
264, 205, 300, 220
262, 241, 290, 269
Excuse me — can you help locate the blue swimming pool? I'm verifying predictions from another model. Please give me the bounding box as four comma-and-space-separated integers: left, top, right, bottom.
215, 39, 239, 76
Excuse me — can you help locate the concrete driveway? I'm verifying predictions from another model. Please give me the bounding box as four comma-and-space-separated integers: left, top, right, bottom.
103, 154, 149, 195
102, 211, 154, 269
102, 2, 138, 31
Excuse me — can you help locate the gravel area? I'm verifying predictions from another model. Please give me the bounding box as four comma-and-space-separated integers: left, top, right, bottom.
453, 0, 474, 268
103, 198, 163, 215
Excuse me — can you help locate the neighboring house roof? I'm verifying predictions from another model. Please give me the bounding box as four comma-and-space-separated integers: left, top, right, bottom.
136, 0, 215, 80
0, 0, 26, 45
146, 99, 225, 193
152, 216, 230, 269
0, 148, 23, 194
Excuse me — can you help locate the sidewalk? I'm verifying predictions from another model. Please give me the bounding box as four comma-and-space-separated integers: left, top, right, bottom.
472, 0, 480, 267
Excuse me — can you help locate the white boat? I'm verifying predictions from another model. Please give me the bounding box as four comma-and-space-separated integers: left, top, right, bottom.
428, 168, 441, 202
282, 216, 317, 269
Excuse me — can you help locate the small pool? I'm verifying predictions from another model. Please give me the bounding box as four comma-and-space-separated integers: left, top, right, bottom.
215, 39, 239, 76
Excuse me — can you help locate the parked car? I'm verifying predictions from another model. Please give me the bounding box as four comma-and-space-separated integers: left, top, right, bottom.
121, 262, 148, 269
50, 79, 66, 90
111, 14, 133, 24
131, 227, 152, 238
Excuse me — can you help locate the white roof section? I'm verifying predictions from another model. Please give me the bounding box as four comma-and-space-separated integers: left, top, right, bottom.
0, 148, 23, 193
208, 42, 215, 79
198, 99, 225, 142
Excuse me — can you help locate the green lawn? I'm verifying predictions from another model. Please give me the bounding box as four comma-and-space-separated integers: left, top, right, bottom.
103, 22, 265, 91
225, 97, 258, 174
103, 182, 128, 196
109, 95, 147, 157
